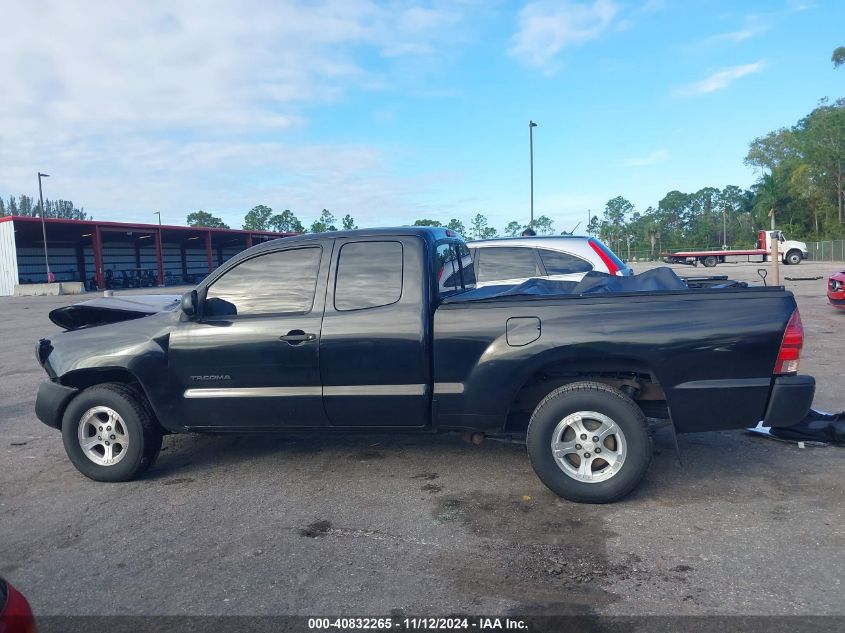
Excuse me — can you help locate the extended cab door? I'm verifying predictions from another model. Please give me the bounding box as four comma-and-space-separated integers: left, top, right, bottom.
319, 236, 431, 427
168, 243, 330, 429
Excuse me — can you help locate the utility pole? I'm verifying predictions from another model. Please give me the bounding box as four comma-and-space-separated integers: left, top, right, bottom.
529, 120, 537, 226
722, 209, 727, 249
769, 208, 779, 285
37, 172, 53, 283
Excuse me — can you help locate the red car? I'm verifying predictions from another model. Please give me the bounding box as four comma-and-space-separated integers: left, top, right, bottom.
0, 578, 36, 633
829, 269, 845, 309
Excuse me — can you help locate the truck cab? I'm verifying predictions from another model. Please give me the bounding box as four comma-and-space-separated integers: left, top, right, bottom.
757, 230, 808, 265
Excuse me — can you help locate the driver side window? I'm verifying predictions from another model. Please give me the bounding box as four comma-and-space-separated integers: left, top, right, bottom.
205, 247, 321, 317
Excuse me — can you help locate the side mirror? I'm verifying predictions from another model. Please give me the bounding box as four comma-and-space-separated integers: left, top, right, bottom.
181, 290, 198, 317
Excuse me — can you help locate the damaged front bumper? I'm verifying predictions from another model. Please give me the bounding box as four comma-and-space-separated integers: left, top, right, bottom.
35, 380, 78, 429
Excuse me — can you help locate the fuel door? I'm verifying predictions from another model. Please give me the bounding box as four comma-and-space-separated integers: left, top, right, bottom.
506, 317, 541, 347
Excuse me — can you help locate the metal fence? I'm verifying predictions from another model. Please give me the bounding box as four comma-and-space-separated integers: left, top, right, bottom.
805, 240, 845, 263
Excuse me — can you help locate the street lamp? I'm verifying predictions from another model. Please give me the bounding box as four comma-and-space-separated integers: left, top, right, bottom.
529, 120, 538, 225
37, 172, 53, 283
154, 211, 161, 225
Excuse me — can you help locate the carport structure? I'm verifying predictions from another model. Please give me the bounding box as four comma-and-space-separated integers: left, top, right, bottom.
0, 216, 294, 295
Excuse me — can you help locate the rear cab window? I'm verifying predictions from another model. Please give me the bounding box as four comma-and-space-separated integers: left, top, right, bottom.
334, 241, 404, 311
436, 241, 475, 298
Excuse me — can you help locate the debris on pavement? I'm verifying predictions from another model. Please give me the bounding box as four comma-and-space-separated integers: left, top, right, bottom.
748, 409, 845, 447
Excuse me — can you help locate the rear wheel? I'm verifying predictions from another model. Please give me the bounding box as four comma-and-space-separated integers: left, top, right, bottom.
702, 255, 718, 268
526, 381, 652, 503
61, 383, 162, 482
785, 250, 802, 265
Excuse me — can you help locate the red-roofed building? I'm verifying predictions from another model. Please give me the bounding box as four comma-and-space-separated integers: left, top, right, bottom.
0, 215, 295, 296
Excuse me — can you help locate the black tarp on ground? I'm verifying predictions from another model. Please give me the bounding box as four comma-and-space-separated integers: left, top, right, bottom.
445, 267, 688, 303
769, 409, 845, 445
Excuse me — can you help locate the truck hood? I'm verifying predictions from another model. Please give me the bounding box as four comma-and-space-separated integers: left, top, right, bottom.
49, 295, 181, 331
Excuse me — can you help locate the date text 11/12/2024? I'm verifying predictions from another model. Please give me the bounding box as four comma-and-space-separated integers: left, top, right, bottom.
307, 617, 528, 630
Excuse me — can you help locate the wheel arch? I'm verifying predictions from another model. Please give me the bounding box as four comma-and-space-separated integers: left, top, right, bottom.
784, 248, 802, 264
57, 367, 161, 431
501, 353, 666, 433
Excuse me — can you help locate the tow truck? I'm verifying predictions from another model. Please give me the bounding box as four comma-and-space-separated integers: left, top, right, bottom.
662, 230, 808, 268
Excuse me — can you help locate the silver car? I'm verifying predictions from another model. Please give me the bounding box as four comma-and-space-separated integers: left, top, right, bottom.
468, 236, 632, 287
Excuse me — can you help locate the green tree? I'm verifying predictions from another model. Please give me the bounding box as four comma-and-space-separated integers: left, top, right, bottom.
602, 196, 633, 251
529, 215, 554, 235
243, 205, 274, 230
745, 129, 798, 173
468, 214, 497, 240
269, 210, 304, 233
833, 46, 845, 69
0, 197, 5, 216
503, 221, 522, 237
342, 214, 357, 230
18, 195, 34, 216
413, 219, 442, 227
798, 99, 845, 224
310, 209, 337, 233
790, 163, 827, 235
46, 199, 88, 220
187, 210, 229, 228
446, 219, 466, 235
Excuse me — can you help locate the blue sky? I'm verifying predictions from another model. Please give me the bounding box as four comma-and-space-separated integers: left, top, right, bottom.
1, 0, 842, 233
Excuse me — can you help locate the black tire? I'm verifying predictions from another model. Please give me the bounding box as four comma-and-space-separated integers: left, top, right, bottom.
785, 250, 802, 265
702, 255, 718, 268
526, 381, 652, 503
61, 383, 163, 482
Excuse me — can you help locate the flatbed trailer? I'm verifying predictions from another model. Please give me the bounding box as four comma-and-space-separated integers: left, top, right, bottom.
661, 230, 808, 268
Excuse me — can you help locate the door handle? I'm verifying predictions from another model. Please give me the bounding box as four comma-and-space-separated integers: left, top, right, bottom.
280, 330, 316, 344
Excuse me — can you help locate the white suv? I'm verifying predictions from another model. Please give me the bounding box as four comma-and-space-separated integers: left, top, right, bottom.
468, 236, 632, 287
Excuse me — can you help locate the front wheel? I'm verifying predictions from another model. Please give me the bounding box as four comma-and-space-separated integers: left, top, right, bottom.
61, 383, 162, 482
526, 381, 652, 503
785, 250, 802, 265
702, 255, 718, 268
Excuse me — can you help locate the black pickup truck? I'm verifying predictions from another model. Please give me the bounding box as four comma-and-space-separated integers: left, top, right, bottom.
35, 227, 814, 503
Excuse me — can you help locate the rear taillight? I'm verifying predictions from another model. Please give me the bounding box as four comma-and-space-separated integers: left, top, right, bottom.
774, 310, 804, 375
588, 239, 620, 276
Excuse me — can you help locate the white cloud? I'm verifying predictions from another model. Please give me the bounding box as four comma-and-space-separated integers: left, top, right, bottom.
624, 149, 669, 167
711, 25, 769, 43
708, 15, 770, 44
0, 0, 476, 225
675, 61, 765, 96
509, 0, 620, 69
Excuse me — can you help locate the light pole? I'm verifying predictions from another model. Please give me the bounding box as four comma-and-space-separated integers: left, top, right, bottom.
37, 172, 53, 283
722, 209, 727, 249
154, 211, 161, 225
529, 120, 538, 225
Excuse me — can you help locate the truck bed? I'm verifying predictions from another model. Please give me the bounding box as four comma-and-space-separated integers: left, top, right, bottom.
434, 283, 802, 434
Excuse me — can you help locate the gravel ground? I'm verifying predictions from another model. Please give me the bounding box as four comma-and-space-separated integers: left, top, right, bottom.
0, 260, 843, 619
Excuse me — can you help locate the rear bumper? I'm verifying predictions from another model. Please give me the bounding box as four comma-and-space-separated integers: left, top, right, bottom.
35, 380, 78, 429
763, 375, 815, 428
